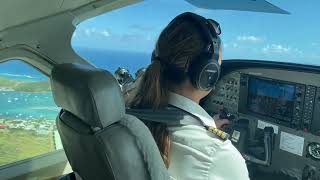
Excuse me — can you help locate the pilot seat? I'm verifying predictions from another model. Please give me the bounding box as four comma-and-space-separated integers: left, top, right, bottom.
50, 63, 169, 180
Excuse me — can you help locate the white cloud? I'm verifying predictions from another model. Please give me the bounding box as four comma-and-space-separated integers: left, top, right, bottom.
262, 44, 290, 54
232, 43, 238, 48
84, 29, 90, 36
102, 30, 110, 37
262, 44, 303, 55
237, 35, 263, 43
75, 28, 111, 38
222, 42, 240, 49
84, 28, 96, 36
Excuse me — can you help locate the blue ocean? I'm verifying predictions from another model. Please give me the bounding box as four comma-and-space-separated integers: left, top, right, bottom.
0, 48, 151, 121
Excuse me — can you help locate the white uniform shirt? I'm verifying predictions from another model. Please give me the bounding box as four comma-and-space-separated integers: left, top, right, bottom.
167, 92, 250, 180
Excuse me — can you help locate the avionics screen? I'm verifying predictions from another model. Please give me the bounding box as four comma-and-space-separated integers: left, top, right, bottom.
247, 77, 295, 122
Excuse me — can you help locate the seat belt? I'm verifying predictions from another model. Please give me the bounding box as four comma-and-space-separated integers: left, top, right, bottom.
126, 108, 229, 141
126, 107, 199, 126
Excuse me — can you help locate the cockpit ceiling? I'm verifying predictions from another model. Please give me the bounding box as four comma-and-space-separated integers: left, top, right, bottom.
0, 0, 290, 33
0, 0, 141, 32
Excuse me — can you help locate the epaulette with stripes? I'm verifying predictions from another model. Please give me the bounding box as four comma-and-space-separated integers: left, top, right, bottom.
206, 126, 230, 141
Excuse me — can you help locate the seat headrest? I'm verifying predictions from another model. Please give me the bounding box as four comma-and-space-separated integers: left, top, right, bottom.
51, 63, 125, 128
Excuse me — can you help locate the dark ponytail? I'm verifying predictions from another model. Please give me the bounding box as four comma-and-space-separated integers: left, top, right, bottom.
130, 60, 171, 167
130, 14, 207, 168
131, 60, 169, 109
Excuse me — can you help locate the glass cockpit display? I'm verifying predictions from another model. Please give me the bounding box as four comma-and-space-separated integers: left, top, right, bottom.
247, 77, 295, 122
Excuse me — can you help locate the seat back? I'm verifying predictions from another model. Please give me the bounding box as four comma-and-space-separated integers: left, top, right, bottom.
51, 63, 169, 180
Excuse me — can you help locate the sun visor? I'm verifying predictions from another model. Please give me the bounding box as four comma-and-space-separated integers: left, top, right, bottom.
185, 0, 290, 14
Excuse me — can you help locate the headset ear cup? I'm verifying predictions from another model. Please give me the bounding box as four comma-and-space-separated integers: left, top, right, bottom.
199, 61, 220, 90
188, 54, 220, 90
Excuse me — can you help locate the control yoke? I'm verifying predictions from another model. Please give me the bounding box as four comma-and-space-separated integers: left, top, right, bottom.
242, 127, 274, 166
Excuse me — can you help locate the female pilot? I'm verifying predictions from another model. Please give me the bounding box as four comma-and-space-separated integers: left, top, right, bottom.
130, 12, 249, 180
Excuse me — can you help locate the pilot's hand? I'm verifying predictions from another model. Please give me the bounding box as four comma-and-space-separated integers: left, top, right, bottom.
213, 114, 230, 130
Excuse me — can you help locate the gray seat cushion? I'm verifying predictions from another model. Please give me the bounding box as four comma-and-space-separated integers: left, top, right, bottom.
51, 63, 125, 129
51, 63, 169, 180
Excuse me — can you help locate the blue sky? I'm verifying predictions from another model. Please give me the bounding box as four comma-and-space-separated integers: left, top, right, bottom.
72, 0, 320, 65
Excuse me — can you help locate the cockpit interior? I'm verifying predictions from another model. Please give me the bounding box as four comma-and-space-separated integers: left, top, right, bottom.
204, 60, 320, 179
118, 59, 320, 180
0, 0, 319, 180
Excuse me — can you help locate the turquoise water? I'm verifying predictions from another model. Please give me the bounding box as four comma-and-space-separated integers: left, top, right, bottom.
0, 91, 59, 121
0, 70, 59, 121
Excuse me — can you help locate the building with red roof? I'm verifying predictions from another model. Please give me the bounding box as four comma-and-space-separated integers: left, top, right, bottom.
0, 124, 8, 129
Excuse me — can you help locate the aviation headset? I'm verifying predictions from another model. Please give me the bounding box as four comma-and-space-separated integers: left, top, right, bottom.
152, 12, 222, 91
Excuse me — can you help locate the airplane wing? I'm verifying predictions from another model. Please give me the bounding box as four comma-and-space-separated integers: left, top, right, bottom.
185, 0, 290, 14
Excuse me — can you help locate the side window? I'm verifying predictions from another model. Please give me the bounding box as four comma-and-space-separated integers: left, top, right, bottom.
0, 60, 62, 167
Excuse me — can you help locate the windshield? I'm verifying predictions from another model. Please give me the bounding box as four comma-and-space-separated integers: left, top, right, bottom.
72, 0, 320, 73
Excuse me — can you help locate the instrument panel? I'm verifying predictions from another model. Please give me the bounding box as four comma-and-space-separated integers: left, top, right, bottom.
203, 65, 320, 180
118, 60, 320, 179
208, 69, 320, 135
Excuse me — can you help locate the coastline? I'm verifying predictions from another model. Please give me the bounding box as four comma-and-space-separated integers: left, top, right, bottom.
0, 76, 51, 93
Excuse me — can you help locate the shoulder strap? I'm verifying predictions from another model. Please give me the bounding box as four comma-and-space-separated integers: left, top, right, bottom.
126, 107, 199, 126
126, 107, 229, 141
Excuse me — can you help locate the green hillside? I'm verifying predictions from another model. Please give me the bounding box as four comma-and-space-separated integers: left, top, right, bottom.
0, 77, 16, 87
0, 129, 54, 166
0, 76, 51, 92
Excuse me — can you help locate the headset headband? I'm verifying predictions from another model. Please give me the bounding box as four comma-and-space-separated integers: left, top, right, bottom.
152, 12, 222, 91
153, 12, 221, 62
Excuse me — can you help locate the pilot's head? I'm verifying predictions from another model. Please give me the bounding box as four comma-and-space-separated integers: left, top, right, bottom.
130, 12, 222, 168
132, 12, 222, 109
